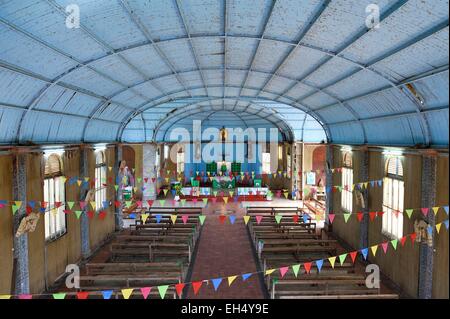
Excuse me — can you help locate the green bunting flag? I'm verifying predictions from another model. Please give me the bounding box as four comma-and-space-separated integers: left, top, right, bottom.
159, 200, 166, 206
67, 202, 75, 209
12, 205, 19, 215
199, 215, 206, 225
344, 213, 351, 223
391, 239, 398, 250
114, 185, 119, 191
158, 285, 169, 299
52, 293, 66, 300
292, 264, 300, 277
275, 215, 282, 224
405, 209, 414, 219
339, 254, 347, 266
75, 211, 83, 219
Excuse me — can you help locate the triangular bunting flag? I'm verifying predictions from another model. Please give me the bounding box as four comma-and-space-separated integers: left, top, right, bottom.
328, 256, 336, 269
76, 292, 89, 300
303, 262, 312, 274
405, 209, 414, 219
121, 289, 134, 300
199, 215, 206, 225
52, 293, 66, 299
141, 213, 149, 224
102, 290, 113, 300
400, 236, 407, 247
339, 254, 347, 266
242, 273, 252, 281
316, 260, 324, 273
140, 287, 151, 299
292, 264, 300, 277
381, 242, 389, 254
275, 215, 282, 224
391, 239, 398, 250
171, 215, 177, 224
421, 208, 429, 217
212, 278, 223, 291
371, 245, 378, 256
175, 284, 185, 298
256, 216, 263, 225
328, 214, 335, 224
344, 213, 351, 223
350, 251, 358, 263
279, 267, 289, 278
360, 248, 369, 260
265, 269, 276, 276
228, 276, 238, 286
192, 281, 203, 295
229, 215, 236, 225
432, 207, 440, 215
243, 216, 251, 225
158, 285, 169, 299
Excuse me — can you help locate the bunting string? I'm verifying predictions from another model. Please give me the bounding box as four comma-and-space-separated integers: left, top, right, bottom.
1, 223, 447, 300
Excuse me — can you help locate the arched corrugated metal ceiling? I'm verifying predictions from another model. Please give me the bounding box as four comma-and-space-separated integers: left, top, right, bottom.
0, 0, 448, 146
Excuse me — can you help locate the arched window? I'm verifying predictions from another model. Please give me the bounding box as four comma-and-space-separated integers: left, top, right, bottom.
341, 152, 353, 213
177, 148, 185, 175
44, 154, 66, 241
383, 157, 404, 239
95, 151, 107, 209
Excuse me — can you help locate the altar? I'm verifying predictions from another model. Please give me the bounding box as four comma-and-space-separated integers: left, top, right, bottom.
212, 175, 236, 190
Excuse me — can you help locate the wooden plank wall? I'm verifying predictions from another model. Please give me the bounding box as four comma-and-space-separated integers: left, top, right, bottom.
331, 145, 449, 298
0, 146, 117, 295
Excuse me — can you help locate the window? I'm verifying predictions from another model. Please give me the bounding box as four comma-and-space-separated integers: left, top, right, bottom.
44, 154, 66, 241
287, 154, 292, 178
383, 157, 404, 239
262, 153, 271, 174
95, 151, 107, 210
341, 152, 353, 213
164, 144, 170, 160
177, 151, 185, 174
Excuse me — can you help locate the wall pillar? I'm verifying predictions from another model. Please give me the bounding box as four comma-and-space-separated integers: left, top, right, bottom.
114, 144, 123, 231
79, 147, 90, 259
143, 144, 157, 202
418, 155, 437, 299
359, 150, 369, 249
325, 145, 334, 230
12, 153, 30, 294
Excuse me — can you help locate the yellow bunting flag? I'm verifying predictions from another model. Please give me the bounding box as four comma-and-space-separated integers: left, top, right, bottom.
121, 289, 134, 300
243, 216, 251, 225
223, 197, 229, 204
229, 191, 234, 197
328, 256, 336, 269
371, 245, 378, 257
364, 182, 369, 189
171, 215, 178, 224
14, 201, 22, 209
228, 276, 238, 286
60, 176, 67, 184
0, 295, 11, 299
77, 180, 82, 187
84, 177, 89, 182
90, 201, 96, 210
141, 214, 149, 224
163, 189, 169, 196
265, 269, 276, 276
109, 166, 113, 172
436, 223, 442, 234
433, 207, 440, 215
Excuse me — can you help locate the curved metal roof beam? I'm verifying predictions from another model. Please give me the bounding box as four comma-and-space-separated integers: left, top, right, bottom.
119, 96, 327, 142
153, 107, 295, 143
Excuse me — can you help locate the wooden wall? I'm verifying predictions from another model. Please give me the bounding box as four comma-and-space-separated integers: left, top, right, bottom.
0, 146, 117, 295
330, 145, 449, 298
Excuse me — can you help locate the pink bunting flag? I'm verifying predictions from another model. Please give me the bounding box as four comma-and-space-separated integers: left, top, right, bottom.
328, 214, 335, 224
140, 287, 151, 300
279, 267, 289, 278
192, 198, 198, 204
182, 215, 189, 224
19, 295, 32, 299
421, 208, 429, 217
211, 197, 217, 204
79, 201, 87, 209
256, 216, 263, 225
381, 242, 389, 254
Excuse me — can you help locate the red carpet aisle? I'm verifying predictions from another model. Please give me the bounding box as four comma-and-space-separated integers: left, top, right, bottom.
186, 202, 265, 299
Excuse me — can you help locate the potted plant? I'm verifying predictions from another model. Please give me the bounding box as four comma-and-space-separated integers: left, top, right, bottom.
174, 183, 183, 201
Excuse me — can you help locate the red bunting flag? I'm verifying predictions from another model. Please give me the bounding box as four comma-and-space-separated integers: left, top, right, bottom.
219, 215, 227, 224
410, 233, 417, 245
114, 201, 121, 208
76, 292, 89, 300
350, 251, 358, 263
292, 215, 299, 223
400, 236, 407, 247
357, 212, 363, 222
175, 283, 185, 298
26, 206, 33, 215
87, 211, 94, 219
303, 262, 312, 274
63, 209, 71, 214
192, 281, 203, 295
377, 211, 385, 217
55, 202, 62, 208
369, 212, 377, 221
144, 178, 149, 183
99, 211, 106, 220
147, 200, 154, 207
